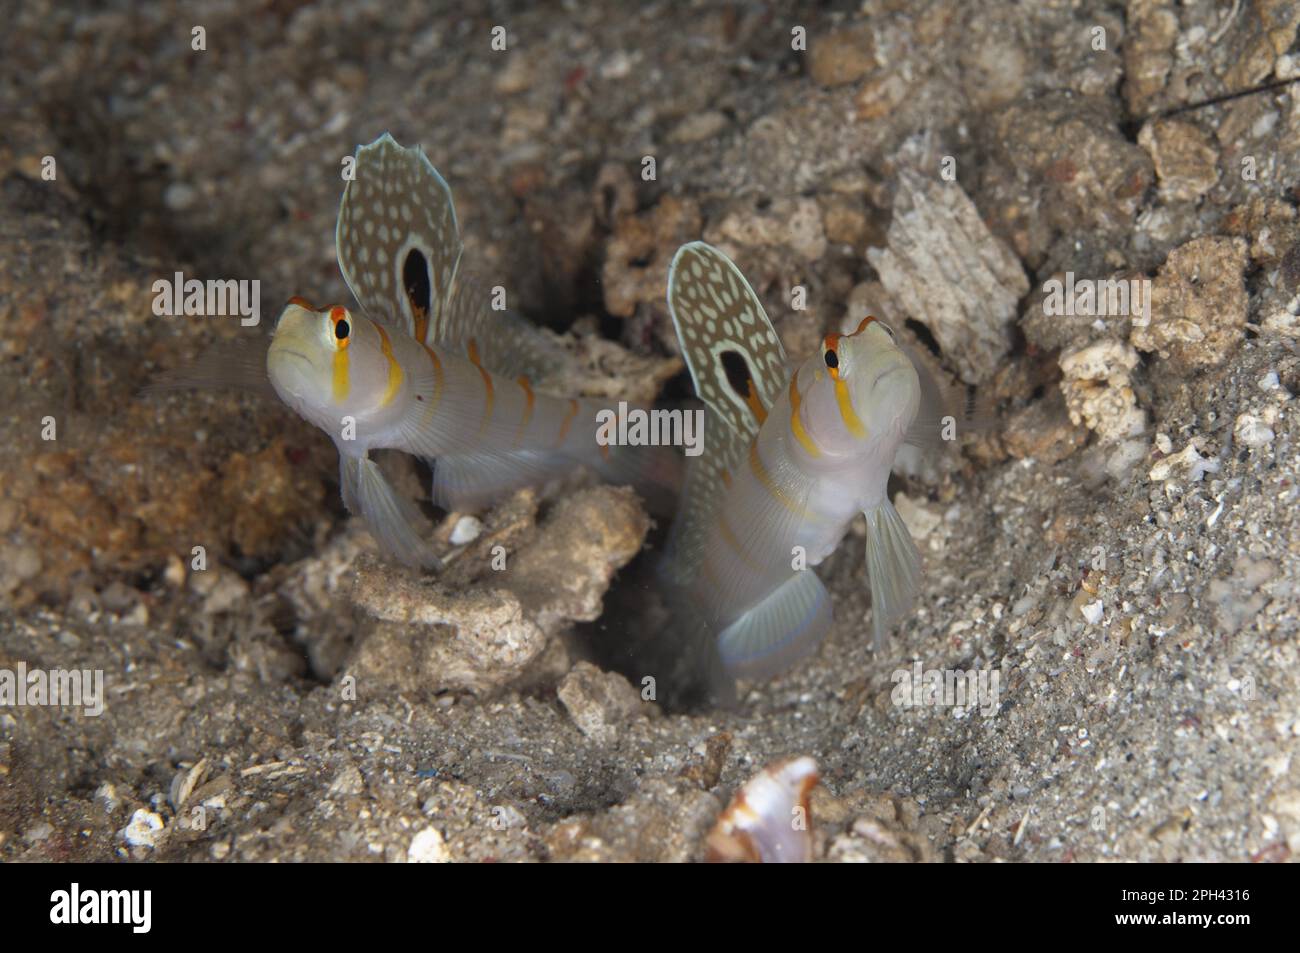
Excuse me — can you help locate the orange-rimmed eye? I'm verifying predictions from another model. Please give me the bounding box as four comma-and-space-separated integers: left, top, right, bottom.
330, 306, 351, 348
822, 333, 841, 379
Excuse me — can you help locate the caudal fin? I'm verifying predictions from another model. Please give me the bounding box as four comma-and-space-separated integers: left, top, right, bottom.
141, 335, 276, 400
863, 500, 921, 650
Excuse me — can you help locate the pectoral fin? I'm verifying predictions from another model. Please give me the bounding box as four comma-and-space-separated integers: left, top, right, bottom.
339, 454, 441, 570
863, 500, 921, 650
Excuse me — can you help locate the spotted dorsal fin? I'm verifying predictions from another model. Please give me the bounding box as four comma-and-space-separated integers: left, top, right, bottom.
662, 242, 787, 587
667, 242, 786, 443
336, 133, 562, 386
336, 133, 463, 342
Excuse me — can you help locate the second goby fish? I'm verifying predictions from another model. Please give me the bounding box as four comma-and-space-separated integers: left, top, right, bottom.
268, 133, 676, 568
661, 242, 958, 680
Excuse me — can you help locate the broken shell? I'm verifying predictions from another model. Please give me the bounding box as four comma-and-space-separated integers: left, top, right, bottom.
706, 756, 819, 863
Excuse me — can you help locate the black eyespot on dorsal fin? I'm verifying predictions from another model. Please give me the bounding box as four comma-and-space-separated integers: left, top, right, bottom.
403, 247, 432, 330
719, 349, 753, 401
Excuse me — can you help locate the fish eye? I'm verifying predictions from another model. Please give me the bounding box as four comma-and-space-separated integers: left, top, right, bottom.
824, 349, 839, 369
334, 318, 350, 340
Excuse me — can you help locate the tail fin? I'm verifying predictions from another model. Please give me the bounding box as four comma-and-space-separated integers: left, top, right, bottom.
141, 335, 276, 400
716, 570, 833, 680
586, 443, 682, 517
863, 500, 921, 650
340, 454, 441, 570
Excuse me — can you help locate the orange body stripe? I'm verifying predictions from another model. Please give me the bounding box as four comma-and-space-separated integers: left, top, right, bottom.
599, 404, 615, 461
466, 337, 494, 434
556, 398, 579, 447
788, 375, 821, 458
421, 344, 445, 421
516, 376, 535, 446
413, 308, 429, 347
744, 381, 768, 425
288, 295, 316, 310
748, 441, 817, 520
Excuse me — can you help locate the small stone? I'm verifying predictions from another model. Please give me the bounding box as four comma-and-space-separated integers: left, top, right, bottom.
819, 196, 873, 249
557, 661, 642, 744
867, 171, 1029, 384
493, 55, 533, 95
894, 493, 942, 541
667, 111, 728, 144
1058, 339, 1147, 444
163, 183, 198, 211
808, 23, 877, 87
1081, 600, 1104, 625
94, 782, 120, 814
1003, 393, 1088, 463
707, 196, 827, 262
1235, 412, 1275, 448
407, 826, 451, 862
1149, 441, 1220, 483
1133, 236, 1248, 369
449, 515, 483, 545
853, 70, 912, 120
121, 809, 165, 848
191, 566, 249, 615
24, 821, 53, 844
1138, 119, 1220, 202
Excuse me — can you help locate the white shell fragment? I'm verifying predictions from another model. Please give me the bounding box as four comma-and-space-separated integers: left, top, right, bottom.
121, 809, 165, 849
1234, 412, 1275, 448
407, 826, 451, 863
706, 756, 819, 863
449, 515, 484, 546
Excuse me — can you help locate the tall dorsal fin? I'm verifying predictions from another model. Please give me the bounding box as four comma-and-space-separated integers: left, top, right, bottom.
667, 242, 787, 443
335, 133, 561, 386
336, 133, 462, 342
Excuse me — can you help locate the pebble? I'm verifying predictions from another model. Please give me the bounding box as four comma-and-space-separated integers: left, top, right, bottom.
407, 826, 451, 862
121, 808, 165, 848
450, 515, 483, 546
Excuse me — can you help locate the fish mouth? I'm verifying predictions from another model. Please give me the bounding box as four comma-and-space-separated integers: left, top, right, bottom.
269, 348, 313, 368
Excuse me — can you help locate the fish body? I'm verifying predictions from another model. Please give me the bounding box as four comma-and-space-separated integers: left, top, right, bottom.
663, 242, 933, 679
263, 133, 673, 567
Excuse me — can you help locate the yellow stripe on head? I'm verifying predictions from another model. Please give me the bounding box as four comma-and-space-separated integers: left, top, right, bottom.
834, 378, 867, 440
330, 306, 351, 403
822, 330, 867, 440
373, 324, 404, 408
788, 374, 821, 458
